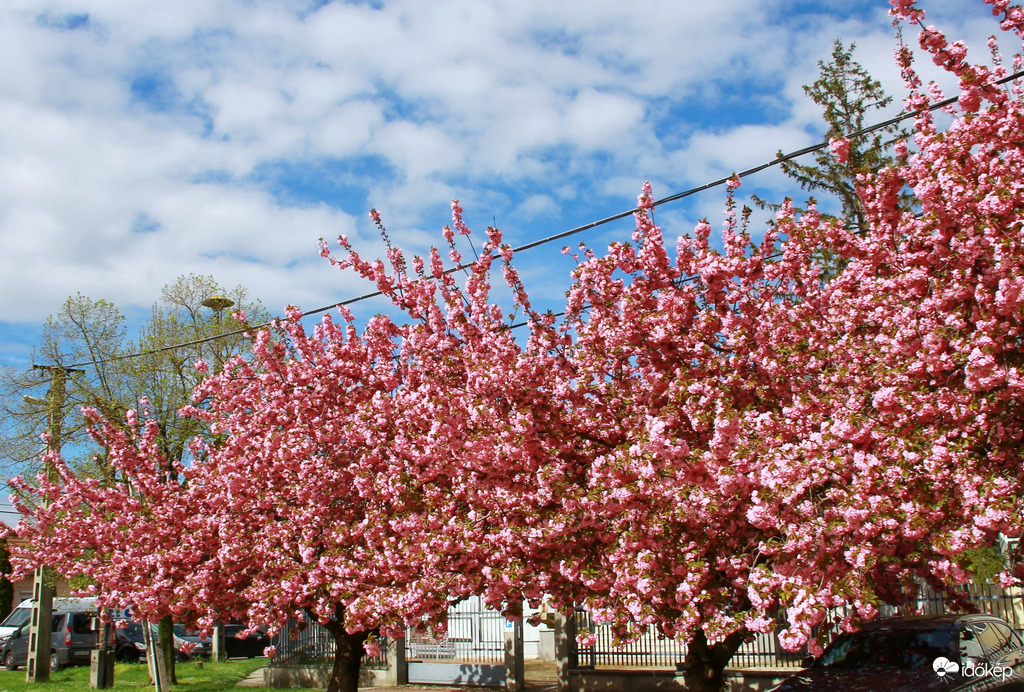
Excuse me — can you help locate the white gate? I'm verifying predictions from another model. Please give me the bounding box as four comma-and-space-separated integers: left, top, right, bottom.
406, 595, 507, 687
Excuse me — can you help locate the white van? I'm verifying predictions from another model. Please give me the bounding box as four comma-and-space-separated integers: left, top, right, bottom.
0, 597, 99, 672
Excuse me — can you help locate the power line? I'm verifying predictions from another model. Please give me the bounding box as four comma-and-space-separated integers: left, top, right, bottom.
62, 68, 1024, 370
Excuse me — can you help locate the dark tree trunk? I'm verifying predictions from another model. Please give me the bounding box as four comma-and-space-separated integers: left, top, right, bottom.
681, 629, 748, 692
159, 615, 177, 684
322, 620, 369, 692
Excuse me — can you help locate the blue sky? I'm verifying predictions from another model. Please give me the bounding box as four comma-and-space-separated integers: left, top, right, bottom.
0, 0, 1004, 375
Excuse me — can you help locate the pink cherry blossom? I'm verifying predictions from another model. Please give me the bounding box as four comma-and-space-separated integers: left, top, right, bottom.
6, 5, 1024, 692
828, 137, 851, 163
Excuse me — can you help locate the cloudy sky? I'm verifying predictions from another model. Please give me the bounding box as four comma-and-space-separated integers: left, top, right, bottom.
0, 0, 1007, 373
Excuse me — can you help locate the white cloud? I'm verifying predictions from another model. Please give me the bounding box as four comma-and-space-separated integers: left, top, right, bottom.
669, 124, 818, 187
518, 194, 559, 220
0, 0, 1005, 349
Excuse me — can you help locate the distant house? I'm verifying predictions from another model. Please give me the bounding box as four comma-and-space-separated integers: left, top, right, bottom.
0, 536, 72, 619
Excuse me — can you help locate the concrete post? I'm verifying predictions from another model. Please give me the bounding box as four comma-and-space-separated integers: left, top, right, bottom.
388, 635, 407, 686
504, 617, 524, 692
89, 650, 115, 688
143, 621, 170, 692
554, 611, 574, 692
25, 567, 54, 682
90, 608, 115, 688
211, 622, 226, 661
26, 365, 81, 682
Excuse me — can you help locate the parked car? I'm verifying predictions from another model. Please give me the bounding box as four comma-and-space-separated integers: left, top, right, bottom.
769, 614, 1024, 691
0, 597, 99, 673
224, 624, 270, 659
0, 602, 32, 644
172, 624, 211, 662
114, 621, 148, 663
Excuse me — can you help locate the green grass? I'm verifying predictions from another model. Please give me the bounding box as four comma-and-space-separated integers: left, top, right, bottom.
0, 658, 269, 691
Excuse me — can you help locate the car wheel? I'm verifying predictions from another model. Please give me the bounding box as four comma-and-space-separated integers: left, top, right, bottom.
49, 652, 60, 673
4, 651, 18, 671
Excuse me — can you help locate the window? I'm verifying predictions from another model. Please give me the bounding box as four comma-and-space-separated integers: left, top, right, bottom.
961, 624, 986, 661
818, 627, 954, 670
0, 608, 31, 629
71, 613, 95, 635
977, 621, 1014, 658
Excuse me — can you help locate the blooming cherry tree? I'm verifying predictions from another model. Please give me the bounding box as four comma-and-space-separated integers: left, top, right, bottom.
6, 4, 1024, 692
519, 2, 1024, 688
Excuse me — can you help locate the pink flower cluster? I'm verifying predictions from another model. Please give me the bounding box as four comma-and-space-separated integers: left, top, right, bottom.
5, 3, 1024, 689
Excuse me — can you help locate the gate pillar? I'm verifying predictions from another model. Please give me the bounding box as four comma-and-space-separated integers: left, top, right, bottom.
504, 616, 524, 692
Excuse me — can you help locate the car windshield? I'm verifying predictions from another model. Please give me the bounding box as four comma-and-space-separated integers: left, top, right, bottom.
0, 608, 31, 629
817, 627, 954, 670
173, 625, 204, 639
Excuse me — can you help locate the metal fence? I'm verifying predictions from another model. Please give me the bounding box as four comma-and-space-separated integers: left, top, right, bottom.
268, 618, 389, 670
405, 595, 506, 664
258, 583, 1024, 673
268, 595, 506, 670
571, 584, 1024, 670
914, 582, 1024, 630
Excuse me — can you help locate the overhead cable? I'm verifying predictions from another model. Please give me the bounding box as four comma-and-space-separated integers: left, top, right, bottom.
64, 68, 1024, 370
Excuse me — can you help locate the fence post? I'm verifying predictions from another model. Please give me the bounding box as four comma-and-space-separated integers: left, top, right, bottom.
210, 622, 226, 662
554, 611, 574, 692
388, 635, 408, 686
504, 616, 524, 692
143, 621, 170, 692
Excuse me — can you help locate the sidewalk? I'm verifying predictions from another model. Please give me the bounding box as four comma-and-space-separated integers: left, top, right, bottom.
238, 675, 556, 691
236, 660, 559, 690
236, 668, 265, 687
363, 686, 556, 692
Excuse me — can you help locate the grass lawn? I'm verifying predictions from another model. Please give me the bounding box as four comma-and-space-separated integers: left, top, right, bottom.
0, 658, 270, 692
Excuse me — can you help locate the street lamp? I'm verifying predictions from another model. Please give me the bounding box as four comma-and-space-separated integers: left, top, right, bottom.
201, 295, 234, 313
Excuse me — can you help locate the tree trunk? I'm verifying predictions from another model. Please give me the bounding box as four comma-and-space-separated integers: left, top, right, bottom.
159, 615, 177, 685
322, 620, 369, 692
680, 629, 747, 692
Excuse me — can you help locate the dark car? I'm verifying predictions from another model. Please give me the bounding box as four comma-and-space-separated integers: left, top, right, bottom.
114, 622, 148, 663
172, 624, 211, 662
224, 624, 270, 659
769, 614, 1024, 691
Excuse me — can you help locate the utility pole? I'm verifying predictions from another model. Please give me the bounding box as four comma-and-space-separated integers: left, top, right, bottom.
202, 295, 234, 665
25, 365, 81, 682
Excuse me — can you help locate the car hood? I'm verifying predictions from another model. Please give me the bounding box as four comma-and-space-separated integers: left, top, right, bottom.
174, 634, 210, 645
773, 667, 950, 691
